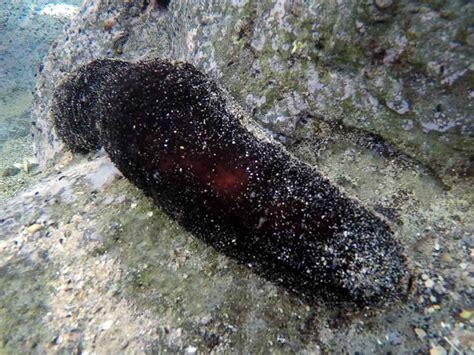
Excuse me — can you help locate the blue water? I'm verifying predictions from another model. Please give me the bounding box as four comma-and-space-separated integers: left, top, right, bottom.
0, 0, 84, 199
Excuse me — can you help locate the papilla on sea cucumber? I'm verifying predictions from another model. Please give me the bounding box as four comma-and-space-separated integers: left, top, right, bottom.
52, 58, 409, 306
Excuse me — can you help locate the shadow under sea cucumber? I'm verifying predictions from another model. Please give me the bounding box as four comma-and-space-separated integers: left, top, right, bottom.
52, 58, 409, 306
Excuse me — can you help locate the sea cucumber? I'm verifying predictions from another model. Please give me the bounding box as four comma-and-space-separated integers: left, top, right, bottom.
52, 59, 409, 305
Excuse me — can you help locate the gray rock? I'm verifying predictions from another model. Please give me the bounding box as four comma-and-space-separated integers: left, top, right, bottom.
0, 166, 21, 177
31, 0, 474, 181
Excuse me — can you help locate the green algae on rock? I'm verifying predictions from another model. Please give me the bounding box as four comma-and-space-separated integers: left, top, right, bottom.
51, 58, 409, 306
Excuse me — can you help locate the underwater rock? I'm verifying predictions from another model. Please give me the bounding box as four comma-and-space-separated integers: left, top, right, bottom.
0, 166, 21, 177
52, 59, 409, 306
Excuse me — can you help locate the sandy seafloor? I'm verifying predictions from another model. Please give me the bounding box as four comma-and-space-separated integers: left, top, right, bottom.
0, 90, 42, 202
0, 90, 472, 353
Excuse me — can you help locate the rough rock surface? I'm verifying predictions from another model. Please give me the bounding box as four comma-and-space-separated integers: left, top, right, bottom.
32, 0, 473, 179
1, 151, 472, 353
1, 0, 473, 353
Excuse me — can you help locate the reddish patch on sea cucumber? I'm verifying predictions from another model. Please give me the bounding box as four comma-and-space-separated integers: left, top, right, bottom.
213, 165, 247, 194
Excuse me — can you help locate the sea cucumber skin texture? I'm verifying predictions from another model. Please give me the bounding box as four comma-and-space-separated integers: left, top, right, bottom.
52, 59, 408, 306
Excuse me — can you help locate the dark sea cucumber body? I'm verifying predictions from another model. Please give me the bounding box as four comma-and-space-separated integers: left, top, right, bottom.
52, 59, 409, 305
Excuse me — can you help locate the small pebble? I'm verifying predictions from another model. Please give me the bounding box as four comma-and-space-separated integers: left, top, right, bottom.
414, 328, 426, 339
441, 253, 452, 263
100, 320, 114, 331
424, 279, 435, 288
26, 223, 43, 234
24, 161, 39, 173
429, 346, 447, 355
200, 315, 212, 325
466, 33, 474, 47
52, 335, 63, 345
0, 166, 20, 177
459, 309, 472, 320
185, 346, 197, 354
374, 0, 393, 10
103, 17, 117, 31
